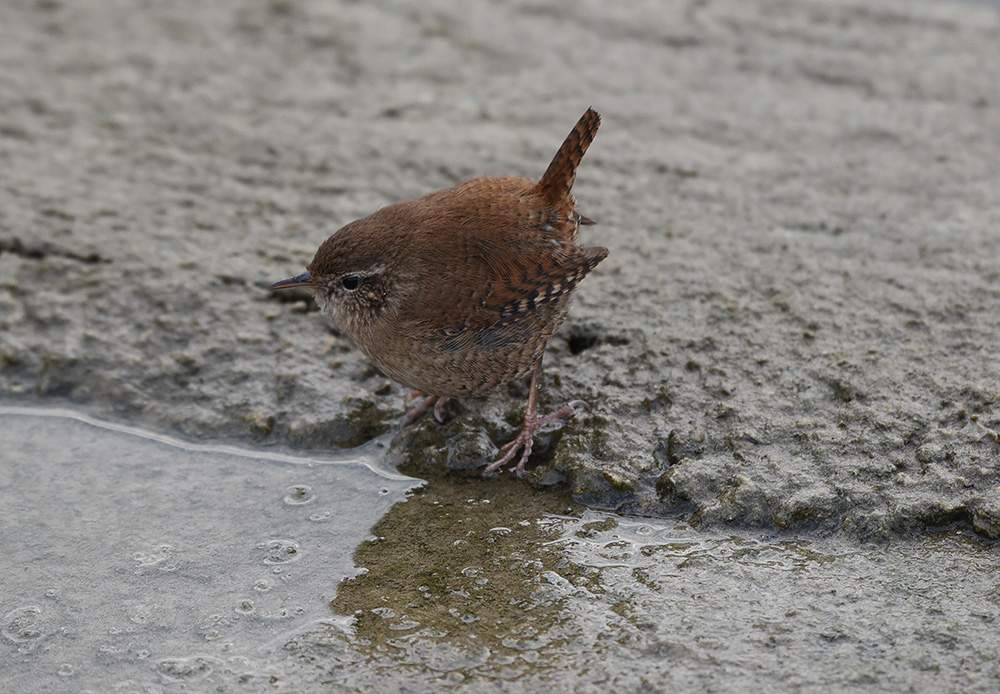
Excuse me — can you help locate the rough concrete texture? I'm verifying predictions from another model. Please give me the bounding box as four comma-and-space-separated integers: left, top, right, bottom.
1, 0, 998, 538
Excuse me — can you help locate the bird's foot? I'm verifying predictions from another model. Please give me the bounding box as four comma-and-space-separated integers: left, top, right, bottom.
401, 395, 450, 427
482, 400, 588, 478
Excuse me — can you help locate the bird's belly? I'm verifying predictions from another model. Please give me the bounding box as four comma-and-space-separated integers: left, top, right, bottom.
353, 309, 567, 398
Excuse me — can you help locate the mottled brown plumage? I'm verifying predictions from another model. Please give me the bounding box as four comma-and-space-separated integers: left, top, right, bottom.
270, 109, 606, 477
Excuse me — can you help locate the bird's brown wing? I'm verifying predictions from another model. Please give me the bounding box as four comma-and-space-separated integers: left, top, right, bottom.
424, 243, 607, 342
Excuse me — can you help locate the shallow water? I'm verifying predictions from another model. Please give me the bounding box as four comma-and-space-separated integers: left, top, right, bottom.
2, 407, 998, 692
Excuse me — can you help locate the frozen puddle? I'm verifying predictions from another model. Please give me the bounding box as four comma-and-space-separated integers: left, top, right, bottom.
0, 406, 419, 692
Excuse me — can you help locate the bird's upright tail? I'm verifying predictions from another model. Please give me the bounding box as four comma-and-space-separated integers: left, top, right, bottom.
534, 108, 601, 215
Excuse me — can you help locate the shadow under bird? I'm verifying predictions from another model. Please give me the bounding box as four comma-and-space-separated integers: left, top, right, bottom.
270, 108, 607, 477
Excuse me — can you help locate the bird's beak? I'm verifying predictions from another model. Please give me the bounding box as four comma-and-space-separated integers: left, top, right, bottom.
268, 271, 313, 290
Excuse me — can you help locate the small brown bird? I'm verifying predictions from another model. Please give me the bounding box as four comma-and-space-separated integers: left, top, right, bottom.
270, 109, 607, 477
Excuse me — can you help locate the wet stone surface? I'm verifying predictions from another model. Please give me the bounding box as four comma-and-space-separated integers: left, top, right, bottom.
299, 508, 1000, 692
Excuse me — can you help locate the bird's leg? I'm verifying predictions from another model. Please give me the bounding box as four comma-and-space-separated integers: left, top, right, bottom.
482, 358, 588, 478
401, 393, 451, 426
402, 394, 435, 426
404, 389, 425, 404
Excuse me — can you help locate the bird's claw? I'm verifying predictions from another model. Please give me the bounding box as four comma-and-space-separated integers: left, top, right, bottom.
401, 395, 451, 427
481, 398, 589, 478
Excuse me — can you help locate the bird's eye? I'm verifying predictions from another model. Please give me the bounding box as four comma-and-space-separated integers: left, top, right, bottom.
341, 275, 361, 291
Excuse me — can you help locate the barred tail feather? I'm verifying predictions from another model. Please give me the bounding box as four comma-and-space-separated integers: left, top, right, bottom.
534, 108, 601, 210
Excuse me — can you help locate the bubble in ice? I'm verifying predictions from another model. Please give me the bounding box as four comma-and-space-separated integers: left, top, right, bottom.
2, 605, 47, 644
258, 539, 301, 565
283, 485, 316, 505
134, 544, 176, 569
157, 656, 215, 682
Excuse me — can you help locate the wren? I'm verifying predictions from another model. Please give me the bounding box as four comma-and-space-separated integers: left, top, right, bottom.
270, 109, 607, 477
